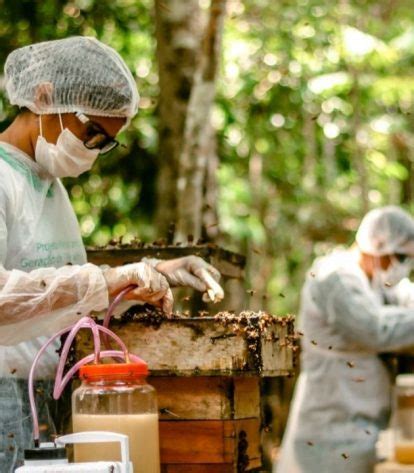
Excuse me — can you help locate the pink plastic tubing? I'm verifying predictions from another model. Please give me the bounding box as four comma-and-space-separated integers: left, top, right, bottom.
102, 284, 136, 350
28, 285, 141, 444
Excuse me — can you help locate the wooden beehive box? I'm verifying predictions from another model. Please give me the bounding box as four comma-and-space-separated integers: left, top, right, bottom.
76, 308, 296, 472
87, 242, 247, 314
77, 309, 295, 377
87, 241, 245, 280
82, 244, 296, 472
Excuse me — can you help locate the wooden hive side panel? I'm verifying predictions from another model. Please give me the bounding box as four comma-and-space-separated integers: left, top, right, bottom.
224, 418, 262, 470
159, 418, 261, 469
86, 246, 246, 279
77, 318, 295, 377
261, 323, 295, 376
161, 465, 234, 473
160, 420, 227, 464
77, 321, 248, 375
152, 377, 260, 420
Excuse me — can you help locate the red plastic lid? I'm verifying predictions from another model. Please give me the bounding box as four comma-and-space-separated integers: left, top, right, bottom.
79, 361, 148, 380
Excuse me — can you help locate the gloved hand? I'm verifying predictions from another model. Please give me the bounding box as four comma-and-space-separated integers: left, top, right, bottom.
102, 263, 174, 316
143, 256, 224, 303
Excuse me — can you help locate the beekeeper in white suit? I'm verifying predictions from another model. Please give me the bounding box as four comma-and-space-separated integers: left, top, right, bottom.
277, 206, 414, 473
0, 36, 223, 472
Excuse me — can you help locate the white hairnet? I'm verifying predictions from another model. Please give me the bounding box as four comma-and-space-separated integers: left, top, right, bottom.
356, 206, 414, 256
4, 36, 139, 118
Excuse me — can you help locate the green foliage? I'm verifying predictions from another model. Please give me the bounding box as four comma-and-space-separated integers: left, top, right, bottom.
2, 0, 414, 315
215, 0, 414, 314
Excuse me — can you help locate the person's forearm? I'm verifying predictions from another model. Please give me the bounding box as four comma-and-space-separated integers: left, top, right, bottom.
0, 263, 109, 326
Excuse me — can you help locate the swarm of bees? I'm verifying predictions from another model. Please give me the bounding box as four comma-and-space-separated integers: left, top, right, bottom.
214, 311, 297, 372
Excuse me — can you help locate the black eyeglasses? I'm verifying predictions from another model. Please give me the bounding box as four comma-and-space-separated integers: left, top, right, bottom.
394, 253, 410, 263
75, 112, 119, 155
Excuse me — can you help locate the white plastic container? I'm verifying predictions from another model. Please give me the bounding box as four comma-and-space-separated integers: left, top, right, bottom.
16, 442, 68, 468
15, 431, 133, 473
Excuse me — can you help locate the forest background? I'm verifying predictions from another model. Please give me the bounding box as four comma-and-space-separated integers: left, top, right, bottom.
1, 0, 414, 317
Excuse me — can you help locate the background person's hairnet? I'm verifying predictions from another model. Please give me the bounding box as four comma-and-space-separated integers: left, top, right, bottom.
356, 206, 414, 256
4, 36, 139, 118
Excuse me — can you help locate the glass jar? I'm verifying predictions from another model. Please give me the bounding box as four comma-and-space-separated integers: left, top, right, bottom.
394, 374, 414, 464
72, 361, 160, 473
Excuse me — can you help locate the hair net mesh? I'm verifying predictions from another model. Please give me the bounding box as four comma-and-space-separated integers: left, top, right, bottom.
356, 206, 414, 256
4, 36, 139, 118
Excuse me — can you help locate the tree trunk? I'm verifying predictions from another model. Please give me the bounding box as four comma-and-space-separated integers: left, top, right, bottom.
302, 111, 317, 191
322, 137, 337, 185
154, 0, 203, 237
350, 70, 369, 214
175, 0, 227, 242
392, 132, 414, 204
202, 127, 220, 241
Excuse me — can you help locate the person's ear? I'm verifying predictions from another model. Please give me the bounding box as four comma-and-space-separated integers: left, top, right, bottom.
34, 82, 54, 111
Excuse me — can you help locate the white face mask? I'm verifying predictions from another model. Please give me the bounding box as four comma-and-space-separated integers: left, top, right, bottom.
35, 114, 99, 178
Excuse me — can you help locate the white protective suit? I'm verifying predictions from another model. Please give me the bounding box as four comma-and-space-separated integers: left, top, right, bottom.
0, 142, 109, 471
0, 142, 109, 376
277, 248, 414, 473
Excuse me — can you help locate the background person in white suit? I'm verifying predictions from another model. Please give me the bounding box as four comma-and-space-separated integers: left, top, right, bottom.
277, 206, 414, 473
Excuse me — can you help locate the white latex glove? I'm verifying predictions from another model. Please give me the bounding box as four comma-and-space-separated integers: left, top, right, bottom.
143, 256, 224, 303
103, 262, 174, 316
